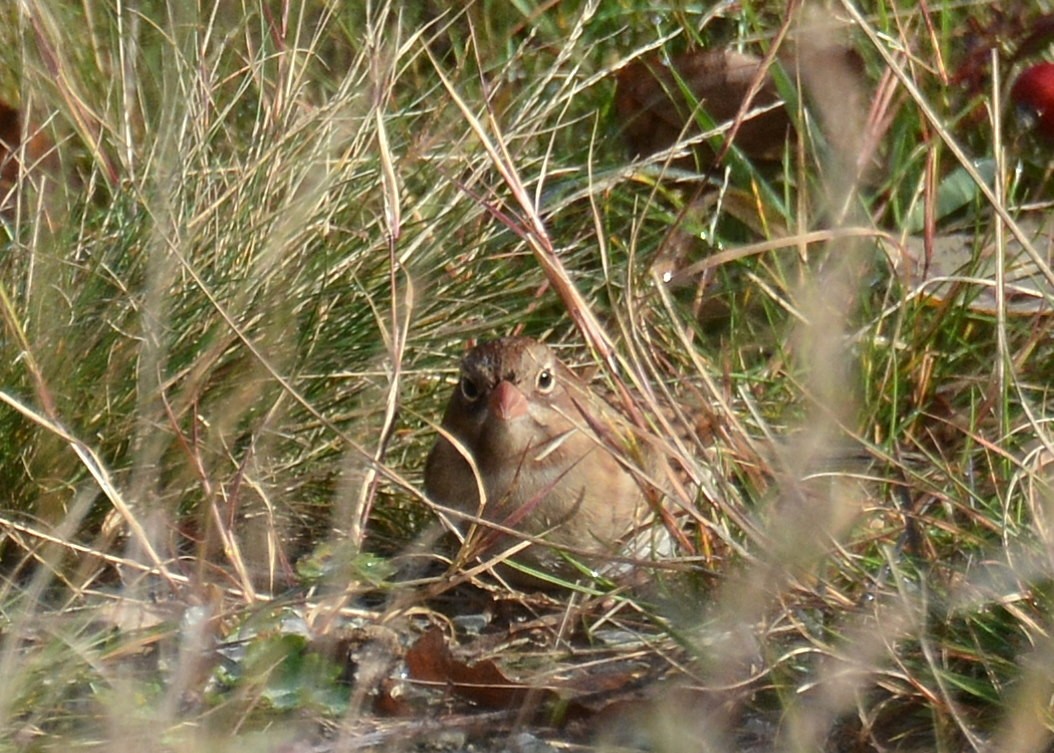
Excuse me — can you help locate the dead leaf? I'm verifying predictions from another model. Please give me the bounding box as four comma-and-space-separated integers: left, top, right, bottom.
0, 99, 62, 225
890, 214, 1054, 316
404, 626, 686, 734
615, 41, 873, 174
615, 49, 792, 165
405, 628, 534, 709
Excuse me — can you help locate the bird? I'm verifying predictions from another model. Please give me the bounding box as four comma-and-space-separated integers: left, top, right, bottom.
424, 337, 675, 582
1011, 62, 1054, 141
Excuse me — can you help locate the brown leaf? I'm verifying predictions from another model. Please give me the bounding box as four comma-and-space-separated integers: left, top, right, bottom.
404, 627, 683, 731
615, 49, 792, 165
1, 100, 26, 204
615, 41, 873, 173
892, 214, 1054, 316
405, 628, 533, 709
374, 677, 414, 717
0, 99, 61, 223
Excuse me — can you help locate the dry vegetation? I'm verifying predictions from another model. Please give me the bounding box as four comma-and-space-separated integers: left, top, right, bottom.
0, 0, 1052, 751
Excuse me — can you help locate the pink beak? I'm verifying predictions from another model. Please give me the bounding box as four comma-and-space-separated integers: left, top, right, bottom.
489, 381, 528, 421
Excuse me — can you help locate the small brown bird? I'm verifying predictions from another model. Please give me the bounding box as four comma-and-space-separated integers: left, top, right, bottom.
424, 337, 671, 580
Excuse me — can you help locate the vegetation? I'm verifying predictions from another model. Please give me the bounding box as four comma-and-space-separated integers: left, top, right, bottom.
0, 0, 1052, 750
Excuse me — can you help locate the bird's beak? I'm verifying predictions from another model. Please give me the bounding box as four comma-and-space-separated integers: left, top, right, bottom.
490, 380, 528, 421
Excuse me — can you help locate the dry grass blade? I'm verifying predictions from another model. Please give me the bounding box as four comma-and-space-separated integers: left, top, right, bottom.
0, 390, 175, 586
424, 36, 618, 368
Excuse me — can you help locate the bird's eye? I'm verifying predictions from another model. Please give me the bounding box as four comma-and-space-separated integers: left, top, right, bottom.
459, 376, 482, 402
536, 368, 555, 393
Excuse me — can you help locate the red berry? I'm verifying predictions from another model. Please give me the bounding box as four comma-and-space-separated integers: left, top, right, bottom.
1011, 62, 1054, 139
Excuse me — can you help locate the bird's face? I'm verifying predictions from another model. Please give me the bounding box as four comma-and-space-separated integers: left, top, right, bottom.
443, 337, 580, 468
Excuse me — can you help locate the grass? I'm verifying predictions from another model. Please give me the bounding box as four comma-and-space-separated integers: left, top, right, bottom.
0, 0, 1053, 750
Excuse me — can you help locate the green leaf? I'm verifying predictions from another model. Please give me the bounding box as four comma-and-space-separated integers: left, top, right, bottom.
906, 159, 995, 233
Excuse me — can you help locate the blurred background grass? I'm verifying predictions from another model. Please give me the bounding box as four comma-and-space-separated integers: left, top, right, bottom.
0, 0, 1052, 750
